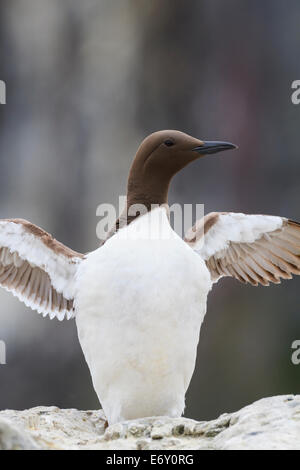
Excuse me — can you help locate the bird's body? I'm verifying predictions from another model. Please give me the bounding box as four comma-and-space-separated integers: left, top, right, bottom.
75, 207, 211, 424
1, 129, 300, 425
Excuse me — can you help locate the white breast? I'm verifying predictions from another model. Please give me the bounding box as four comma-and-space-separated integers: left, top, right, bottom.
75, 208, 212, 424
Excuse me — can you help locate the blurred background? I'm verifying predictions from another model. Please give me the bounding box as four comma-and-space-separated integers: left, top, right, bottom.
0, 0, 299, 421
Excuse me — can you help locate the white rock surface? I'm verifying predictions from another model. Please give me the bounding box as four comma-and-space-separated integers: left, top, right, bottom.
0, 395, 300, 450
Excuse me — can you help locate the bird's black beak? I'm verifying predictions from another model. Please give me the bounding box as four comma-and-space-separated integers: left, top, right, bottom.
192, 141, 237, 155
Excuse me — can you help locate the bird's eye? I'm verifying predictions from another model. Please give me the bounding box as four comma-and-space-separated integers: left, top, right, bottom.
164, 139, 175, 147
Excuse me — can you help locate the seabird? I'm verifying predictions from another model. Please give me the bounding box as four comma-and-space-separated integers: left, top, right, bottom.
1, 130, 300, 425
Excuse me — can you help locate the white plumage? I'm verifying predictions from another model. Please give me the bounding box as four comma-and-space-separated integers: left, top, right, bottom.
75, 207, 212, 424
196, 213, 283, 260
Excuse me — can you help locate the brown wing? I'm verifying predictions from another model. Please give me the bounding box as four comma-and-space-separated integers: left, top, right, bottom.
0, 219, 84, 320
185, 212, 300, 286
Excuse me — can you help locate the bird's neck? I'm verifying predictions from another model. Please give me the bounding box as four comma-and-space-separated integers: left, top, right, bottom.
126, 180, 169, 210
102, 175, 170, 245
126, 156, 172, 209
102, 157, 174, 244
123, 178, 169, 226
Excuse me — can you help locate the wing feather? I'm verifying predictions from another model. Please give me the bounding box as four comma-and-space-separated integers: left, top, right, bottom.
0, 219, 84, 320
185, 212, 300, 286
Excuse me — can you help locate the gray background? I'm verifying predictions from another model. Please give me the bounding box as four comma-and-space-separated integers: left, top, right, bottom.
0, 0, 299, 421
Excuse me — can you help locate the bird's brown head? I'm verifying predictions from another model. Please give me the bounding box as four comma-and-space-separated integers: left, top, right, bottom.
127, 130, 236, 207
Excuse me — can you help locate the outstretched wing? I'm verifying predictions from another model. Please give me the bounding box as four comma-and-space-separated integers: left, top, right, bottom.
185, 212, 300, 286
0, 219, 84, 320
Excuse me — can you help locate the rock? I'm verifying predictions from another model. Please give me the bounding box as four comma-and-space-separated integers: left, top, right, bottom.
0, 395, 300, 450
0, 418, 38, 450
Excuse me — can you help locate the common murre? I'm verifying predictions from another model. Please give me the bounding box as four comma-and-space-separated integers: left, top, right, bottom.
0, 130, 300, 425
